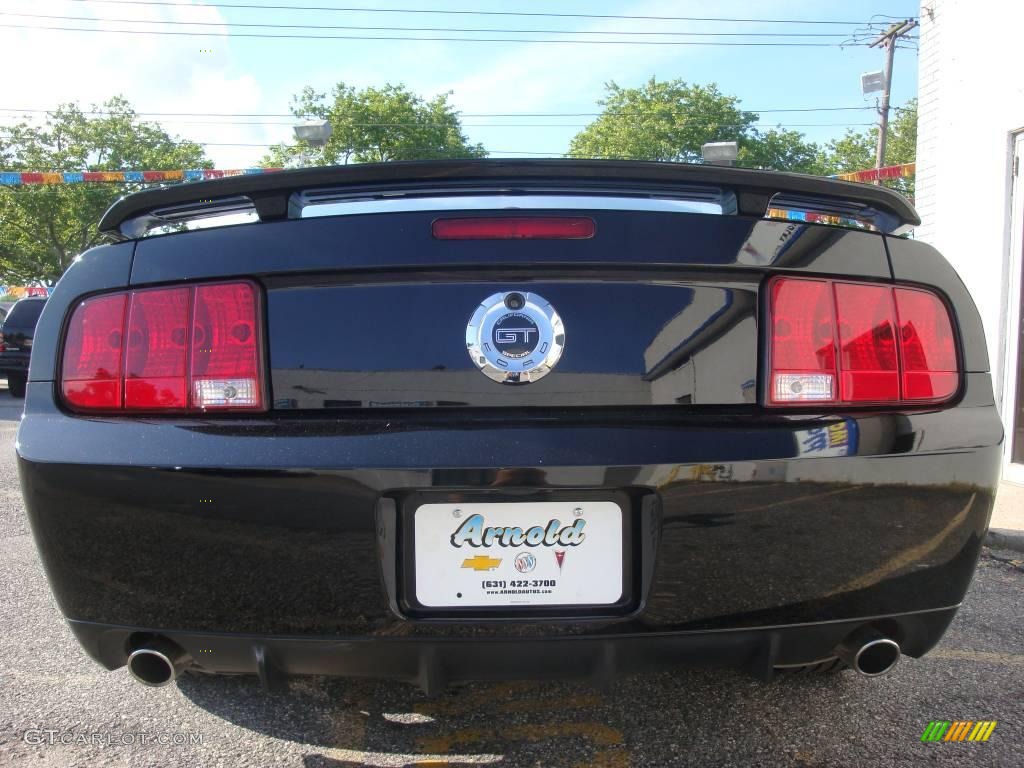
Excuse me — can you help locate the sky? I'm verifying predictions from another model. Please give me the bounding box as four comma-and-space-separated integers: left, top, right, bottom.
0, 0, 921, 169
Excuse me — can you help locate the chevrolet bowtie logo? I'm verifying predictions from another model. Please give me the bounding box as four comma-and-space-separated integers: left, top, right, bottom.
461, 555, 502, 571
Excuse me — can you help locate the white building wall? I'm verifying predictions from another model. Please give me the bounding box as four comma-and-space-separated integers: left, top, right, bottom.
915, 0, 1024, 407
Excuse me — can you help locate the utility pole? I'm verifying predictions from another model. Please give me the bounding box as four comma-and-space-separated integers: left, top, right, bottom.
869, 18, 918, 184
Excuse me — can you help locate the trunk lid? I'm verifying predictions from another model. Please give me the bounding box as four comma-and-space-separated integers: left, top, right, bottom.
128, 187, 892, 411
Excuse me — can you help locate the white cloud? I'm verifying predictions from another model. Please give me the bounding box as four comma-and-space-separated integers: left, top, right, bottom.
434, 1, 711, 110
427, 0, 717, 154
0, 0, 270, 168
429, 0, 823, 154
0, 0, 864, 165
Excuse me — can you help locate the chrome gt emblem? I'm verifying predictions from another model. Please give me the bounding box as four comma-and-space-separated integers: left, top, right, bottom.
466, 291, 565, 384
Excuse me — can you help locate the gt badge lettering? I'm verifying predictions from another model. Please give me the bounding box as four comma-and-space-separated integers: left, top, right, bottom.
495, 327, 537, 344
466, 291, 565, 384
451, 513, 586, 548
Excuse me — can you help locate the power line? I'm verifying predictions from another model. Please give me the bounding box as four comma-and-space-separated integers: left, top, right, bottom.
0, 12, 862, 37
0, 122, 879, 146
0, 120, 878, 130
0, 22, 853, 45
0, 106, 878, 118
64, 0, 882, 25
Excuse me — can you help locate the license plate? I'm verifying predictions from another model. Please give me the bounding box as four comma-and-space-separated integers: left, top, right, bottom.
413, 501, 623, 608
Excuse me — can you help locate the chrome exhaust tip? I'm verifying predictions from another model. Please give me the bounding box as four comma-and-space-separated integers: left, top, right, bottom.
127, 638, 190, 687
835, 627, 901, 677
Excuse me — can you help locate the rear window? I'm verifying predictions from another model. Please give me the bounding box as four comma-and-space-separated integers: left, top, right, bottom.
5, 299, 46, 328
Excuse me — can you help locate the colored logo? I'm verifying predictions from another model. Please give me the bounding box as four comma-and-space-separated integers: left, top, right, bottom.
554, 551, 566, 570
795, 420, 859, 458
514, 552, 537, 573
450, 513, 586, 548
461, 555, 502, 571
921, 721, 997, 742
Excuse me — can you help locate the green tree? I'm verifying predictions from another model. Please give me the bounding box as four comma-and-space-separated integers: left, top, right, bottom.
818, 99, 917, 197
569, 79, 754, 163
0, 97, 209, 283
262, 83, 486, 167
567, 78, 821, 173
738, 128, 824, 175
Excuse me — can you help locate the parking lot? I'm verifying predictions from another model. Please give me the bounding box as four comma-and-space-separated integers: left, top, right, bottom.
0, 389, 1020, 767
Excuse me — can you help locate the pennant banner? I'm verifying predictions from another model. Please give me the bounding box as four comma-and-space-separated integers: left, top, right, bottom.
833, 162, 915, 183
0, 164, 915, 187
0, 168, 284, 186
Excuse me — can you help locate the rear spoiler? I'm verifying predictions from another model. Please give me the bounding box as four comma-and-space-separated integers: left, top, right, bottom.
97, 159, 920, 239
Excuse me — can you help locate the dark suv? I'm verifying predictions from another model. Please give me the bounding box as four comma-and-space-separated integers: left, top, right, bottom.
0, 297, 46, 398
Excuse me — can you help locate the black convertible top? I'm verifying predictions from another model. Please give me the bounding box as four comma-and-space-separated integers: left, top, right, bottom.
98, 158, 920, 238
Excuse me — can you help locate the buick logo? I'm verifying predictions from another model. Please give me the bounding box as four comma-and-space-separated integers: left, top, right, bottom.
466, 291, 565, 384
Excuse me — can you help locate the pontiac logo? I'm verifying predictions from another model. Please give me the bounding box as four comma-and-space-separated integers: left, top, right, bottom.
451, 513, 586, 548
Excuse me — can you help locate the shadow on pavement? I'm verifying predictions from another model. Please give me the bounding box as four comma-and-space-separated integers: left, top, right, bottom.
176, 667, 829, 766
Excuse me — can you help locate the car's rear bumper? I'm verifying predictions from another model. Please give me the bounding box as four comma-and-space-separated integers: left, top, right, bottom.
70, 607, 959, 691
17, 375, 1002, 680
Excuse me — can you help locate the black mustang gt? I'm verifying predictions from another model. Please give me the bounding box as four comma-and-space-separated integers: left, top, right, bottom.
17, 160, 1001, 691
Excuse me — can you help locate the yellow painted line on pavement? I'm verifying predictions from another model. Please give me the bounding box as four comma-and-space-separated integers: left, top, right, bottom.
675, 482, 785, 498
414, 682, 540, 716
823, 493, 975, 596
497, 692, 602, 714
417, 721, 624, 754
417, 692, 602, 717
414, 683, 602, 716
414, 684, 629, 762
573, 748, 631, 768
735, 485, 860, 513
312, 750, 501, 766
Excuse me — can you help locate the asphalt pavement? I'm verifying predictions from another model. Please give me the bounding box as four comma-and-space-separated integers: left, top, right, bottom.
0, 387, 1020, 767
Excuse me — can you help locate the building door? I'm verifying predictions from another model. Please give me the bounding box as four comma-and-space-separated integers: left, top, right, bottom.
1006, 134, 1024, 483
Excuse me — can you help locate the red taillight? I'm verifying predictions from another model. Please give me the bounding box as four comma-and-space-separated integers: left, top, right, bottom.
191, 282, 262, 409
768, 278, 837, 403
834, 282, 899, 402
62, 281, 264, 413
432, 216, 596, 240
768, 276, 958, 407
124, 287, 189, 409
62, 294, 127, 410
894, 287, 958, 401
